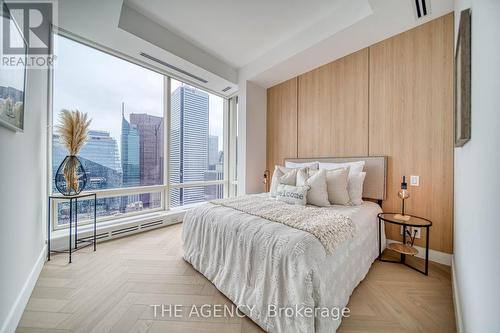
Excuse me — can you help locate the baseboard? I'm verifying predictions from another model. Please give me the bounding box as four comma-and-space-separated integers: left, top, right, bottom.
0, 244, 47, 333
452, 256, 464, 333
386, 239, 452, 266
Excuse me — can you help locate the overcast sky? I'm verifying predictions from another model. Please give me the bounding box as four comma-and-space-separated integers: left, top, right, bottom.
53, 35, 224, 153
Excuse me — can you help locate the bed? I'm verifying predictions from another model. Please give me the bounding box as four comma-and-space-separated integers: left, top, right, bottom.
182, 156, 387, 333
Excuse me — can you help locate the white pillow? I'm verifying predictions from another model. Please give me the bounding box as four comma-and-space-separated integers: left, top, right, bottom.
276, 184, 309, 206
348, 172, 366, 205
296, 169, 330, 207
269, 166, 298, 197
269, 166, 284, 197
280, 169, 298, 185
319, 161, 365, 176
323, 168, 350, 205
285, 161, 319, 170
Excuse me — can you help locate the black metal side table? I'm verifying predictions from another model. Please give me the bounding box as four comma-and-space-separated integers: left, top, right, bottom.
377, 213, 432, 275
47, 192, 97, 263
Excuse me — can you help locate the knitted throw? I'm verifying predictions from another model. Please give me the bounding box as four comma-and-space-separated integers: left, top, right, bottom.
210, 194, 355, 255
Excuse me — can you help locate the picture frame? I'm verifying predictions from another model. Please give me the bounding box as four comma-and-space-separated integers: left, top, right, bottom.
454, 8, 471, 147
0, 3, 27, 132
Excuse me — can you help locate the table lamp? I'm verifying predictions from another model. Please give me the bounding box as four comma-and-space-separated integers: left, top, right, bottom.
394, 176, 410, 221
263, 170, 270, 192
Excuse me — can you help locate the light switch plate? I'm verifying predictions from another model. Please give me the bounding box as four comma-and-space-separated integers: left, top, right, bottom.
410, 175, 419, 186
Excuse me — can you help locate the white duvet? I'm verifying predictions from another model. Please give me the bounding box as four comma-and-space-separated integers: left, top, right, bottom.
182, 199, 385, 333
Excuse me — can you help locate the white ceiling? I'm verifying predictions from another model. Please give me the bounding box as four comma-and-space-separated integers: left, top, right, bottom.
123, 0, 455, 89
124, 0, 347, 68
245, 0, 455, 87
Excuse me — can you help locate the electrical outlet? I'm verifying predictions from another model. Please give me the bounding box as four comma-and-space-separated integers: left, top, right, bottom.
400, 226, 421, 239
413, 227, 421, 239
410, 175, 420, 186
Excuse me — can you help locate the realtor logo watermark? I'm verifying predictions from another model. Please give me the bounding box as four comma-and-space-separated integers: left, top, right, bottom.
150, 304, 351, 321
1, 0, 57, 68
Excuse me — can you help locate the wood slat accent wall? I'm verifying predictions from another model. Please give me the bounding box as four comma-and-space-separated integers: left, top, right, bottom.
369, 14, 454, 252
266, 14, 454, 253
298, 48, 369, 157
266, 78, 298, 172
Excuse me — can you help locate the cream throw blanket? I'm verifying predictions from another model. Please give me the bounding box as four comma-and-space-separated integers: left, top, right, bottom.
211, 194, 354, 255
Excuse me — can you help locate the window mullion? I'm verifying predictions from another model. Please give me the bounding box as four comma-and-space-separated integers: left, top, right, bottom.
223, 98, 230, 198
164, 76, 171, 210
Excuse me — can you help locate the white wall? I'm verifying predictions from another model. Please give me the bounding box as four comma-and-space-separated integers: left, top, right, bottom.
0, 65, 49, 332
237, 80, 267, 195
453, 0, 500, 332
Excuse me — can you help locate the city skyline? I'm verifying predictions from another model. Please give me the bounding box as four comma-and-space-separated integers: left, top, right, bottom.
52, 34, 224, 157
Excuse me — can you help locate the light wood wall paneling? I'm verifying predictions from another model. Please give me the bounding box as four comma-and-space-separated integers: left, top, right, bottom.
266, 77, 298, 173
297, 48, 369, 158
368, 14, 454, 253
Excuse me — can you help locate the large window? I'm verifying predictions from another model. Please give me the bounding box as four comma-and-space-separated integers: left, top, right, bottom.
169, 79, 225, 207
50, 34, 235, 228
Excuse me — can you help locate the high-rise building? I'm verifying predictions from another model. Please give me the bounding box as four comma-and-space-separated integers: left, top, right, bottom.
121, 107, 141, 210
208, 135, 219, 169
80, 130, 122, 174
121, 108, 140, 187
130, 113, 164, 208
170, 86, 209, 206
204, 163, 224, 200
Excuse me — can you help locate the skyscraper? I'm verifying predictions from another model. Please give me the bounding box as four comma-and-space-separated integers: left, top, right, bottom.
80, 130, 122, 173
121, 107, 140, 187
208, 135, 219, 169
130, 113, 164, 208
170, 86, 209, 206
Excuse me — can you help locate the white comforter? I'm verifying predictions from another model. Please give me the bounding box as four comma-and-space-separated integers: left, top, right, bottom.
182, 199, 384, 333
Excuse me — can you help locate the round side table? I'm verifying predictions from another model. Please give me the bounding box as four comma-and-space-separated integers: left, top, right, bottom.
377, 213, 432, 275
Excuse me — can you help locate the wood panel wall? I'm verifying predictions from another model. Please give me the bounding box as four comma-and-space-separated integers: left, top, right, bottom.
266, 78, 298, 172
369, 14, 454, 252
298, 48, 369, 157
266, 14, 454, 253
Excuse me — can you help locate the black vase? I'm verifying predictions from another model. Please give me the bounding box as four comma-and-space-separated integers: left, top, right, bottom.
55, 155, 88, 196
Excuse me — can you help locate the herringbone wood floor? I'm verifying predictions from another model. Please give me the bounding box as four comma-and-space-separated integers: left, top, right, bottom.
17, 223, 456, 333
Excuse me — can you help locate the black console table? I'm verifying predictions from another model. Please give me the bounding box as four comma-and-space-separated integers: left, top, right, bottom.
47, 192, 97, 263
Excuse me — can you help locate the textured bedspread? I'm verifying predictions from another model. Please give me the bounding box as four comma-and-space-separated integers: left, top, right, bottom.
210, 194, 354, 255
182, 197, 384, 333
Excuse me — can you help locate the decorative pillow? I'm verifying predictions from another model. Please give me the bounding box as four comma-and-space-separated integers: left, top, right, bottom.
285, 161, 319, 170
276, 184, 309, 206
269, 166, 299, 197
269, 166, 284, 197
348, 172, 366, 205
280, 169, 299, 186
296, 169, 330, 207
319, 161, 365, 176
324, 168, 350, 205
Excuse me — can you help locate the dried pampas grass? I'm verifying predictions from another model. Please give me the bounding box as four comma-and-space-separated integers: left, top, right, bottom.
56, 110, 91, 194
57, 109, 91, 155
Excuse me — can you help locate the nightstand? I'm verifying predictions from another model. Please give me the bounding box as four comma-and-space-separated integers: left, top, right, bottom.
377, 213, 432, 275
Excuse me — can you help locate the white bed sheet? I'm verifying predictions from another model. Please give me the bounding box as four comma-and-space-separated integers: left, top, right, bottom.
182, 199, 385, 333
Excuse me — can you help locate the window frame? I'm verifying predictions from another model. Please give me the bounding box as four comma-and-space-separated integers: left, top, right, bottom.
48, 29, 235, 230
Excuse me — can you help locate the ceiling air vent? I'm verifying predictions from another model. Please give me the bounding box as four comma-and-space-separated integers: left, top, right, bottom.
413, 0, 429, 19
414, 0, 431, 19
140, 52, 208, 84
222, 86, 232, 92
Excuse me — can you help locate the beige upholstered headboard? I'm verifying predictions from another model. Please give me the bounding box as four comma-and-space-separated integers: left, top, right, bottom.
284, 156, 387, 201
